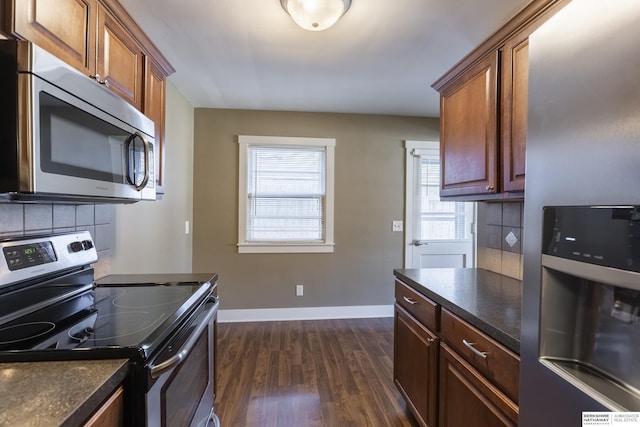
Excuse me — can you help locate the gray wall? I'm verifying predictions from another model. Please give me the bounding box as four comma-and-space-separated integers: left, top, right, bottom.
110, 82, 195, 274
192, 109, 439, 309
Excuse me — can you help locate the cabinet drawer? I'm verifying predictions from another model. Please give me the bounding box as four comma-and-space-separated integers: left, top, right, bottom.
440, 344, 518, 427
441, 309, 519, 403
395, 280, 439, 331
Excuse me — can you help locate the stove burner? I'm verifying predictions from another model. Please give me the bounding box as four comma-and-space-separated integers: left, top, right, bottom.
88, 311, 166, 342
0, 322, 56, 345
112, 287, 190, 309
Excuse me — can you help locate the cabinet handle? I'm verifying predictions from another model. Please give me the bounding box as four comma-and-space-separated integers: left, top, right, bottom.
485, 185, 495, 191
90, 73, 110, 88
463, 339, 488, 359
403, 296, 418, 305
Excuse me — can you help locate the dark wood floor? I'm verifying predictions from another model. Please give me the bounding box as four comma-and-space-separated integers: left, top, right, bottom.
215, 317, 419, 427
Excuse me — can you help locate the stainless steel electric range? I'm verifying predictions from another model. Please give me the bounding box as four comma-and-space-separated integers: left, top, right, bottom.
0, 231, 219, 426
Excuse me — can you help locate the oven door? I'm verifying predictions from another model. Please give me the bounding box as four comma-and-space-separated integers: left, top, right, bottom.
146, 296, 219, 427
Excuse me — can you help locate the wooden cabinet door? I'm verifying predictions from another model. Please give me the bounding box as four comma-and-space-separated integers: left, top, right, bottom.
84, 385, 124, 427
500, 34, 529, 193
439, 53, 498, 198
394, 304, 439, 427
144, 58, 166, 194
439, 344, 518, 427
96, 3, 143, 110
12, 0, 97, 75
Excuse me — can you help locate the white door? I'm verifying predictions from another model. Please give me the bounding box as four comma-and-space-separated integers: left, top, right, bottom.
404, 141, 475, 268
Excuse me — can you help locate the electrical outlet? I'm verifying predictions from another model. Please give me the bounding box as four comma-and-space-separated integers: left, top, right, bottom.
296, 284, 304, 296
392, 220, 403, 232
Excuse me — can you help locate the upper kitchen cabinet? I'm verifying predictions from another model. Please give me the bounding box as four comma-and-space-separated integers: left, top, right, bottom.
5, 0, 98, 76
432, 0, 570, 200
144, 59, 166, 192
500, 31, 529, 193
1, 0, 175, 194
96, 3, 144, 110
438, 53, 499, 198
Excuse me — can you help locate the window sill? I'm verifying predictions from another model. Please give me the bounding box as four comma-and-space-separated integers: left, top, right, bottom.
237, 243, 335, 254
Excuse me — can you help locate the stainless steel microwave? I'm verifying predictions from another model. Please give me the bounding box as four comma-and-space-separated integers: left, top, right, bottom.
0, 40, 155, 203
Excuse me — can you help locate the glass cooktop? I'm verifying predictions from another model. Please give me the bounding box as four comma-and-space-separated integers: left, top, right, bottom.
0, 280, 211, 359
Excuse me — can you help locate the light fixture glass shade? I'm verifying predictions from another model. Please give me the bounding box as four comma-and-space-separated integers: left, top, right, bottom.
281, 0, 351, 31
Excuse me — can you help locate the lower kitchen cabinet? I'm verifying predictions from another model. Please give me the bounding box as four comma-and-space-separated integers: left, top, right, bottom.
393, 278, 520, 427
440, 309, 519, 403
394, 280, 440, 427
439, 345, 518, 427
84, 385, 125, 427
394, 305, 439, 427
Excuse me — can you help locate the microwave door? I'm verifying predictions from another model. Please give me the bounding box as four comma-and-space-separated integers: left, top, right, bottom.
30, 76, 145, 201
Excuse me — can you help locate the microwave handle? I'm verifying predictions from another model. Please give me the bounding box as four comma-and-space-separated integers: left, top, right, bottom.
124, 131, 150, 191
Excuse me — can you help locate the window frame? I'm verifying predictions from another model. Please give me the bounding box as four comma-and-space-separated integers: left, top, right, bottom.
237, 135, 335, 254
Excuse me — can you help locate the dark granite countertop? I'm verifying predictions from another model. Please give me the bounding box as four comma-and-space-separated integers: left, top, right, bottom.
393, 268, 522, 354
0, 359, 128, 427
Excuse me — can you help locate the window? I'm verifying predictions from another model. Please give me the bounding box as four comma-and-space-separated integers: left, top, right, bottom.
238, 136, 335, 253
416, 153, 472, 241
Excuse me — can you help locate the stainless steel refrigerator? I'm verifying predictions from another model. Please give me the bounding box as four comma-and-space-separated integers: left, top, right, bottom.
521, 0, 640, 425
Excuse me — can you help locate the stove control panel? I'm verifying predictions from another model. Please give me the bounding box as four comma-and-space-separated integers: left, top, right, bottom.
0, 231, 98, 288
3, 241, 57, 271
68, 240, 94, 253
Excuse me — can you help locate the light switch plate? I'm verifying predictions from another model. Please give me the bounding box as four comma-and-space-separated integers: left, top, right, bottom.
392, 220, 403, 232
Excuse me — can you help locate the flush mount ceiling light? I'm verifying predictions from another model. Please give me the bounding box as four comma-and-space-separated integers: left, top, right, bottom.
280, 0, 351, 31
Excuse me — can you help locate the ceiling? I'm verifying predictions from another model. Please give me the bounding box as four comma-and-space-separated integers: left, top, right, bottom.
119, 0, 532, 117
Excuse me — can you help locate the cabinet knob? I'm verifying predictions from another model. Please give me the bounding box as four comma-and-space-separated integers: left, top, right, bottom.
485, 185, 495, 191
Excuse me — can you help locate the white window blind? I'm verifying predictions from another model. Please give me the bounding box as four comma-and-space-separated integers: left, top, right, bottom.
247, 146, 325, 241
417, 153, 470, 241
238, 136, 335, 254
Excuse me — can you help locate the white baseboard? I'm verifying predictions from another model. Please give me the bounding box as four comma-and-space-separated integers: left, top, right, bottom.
218, 304, 394, 323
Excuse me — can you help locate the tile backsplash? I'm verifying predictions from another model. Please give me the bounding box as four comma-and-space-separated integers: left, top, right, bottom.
477, 201, 524, 280
0, 203, 114, 278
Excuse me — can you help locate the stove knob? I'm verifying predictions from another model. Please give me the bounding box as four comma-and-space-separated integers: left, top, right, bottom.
69, 241, 84, 253
82, 240, 94, 250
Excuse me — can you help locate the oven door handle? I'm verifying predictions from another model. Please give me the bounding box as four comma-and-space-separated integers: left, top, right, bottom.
150, 297, 219, 379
